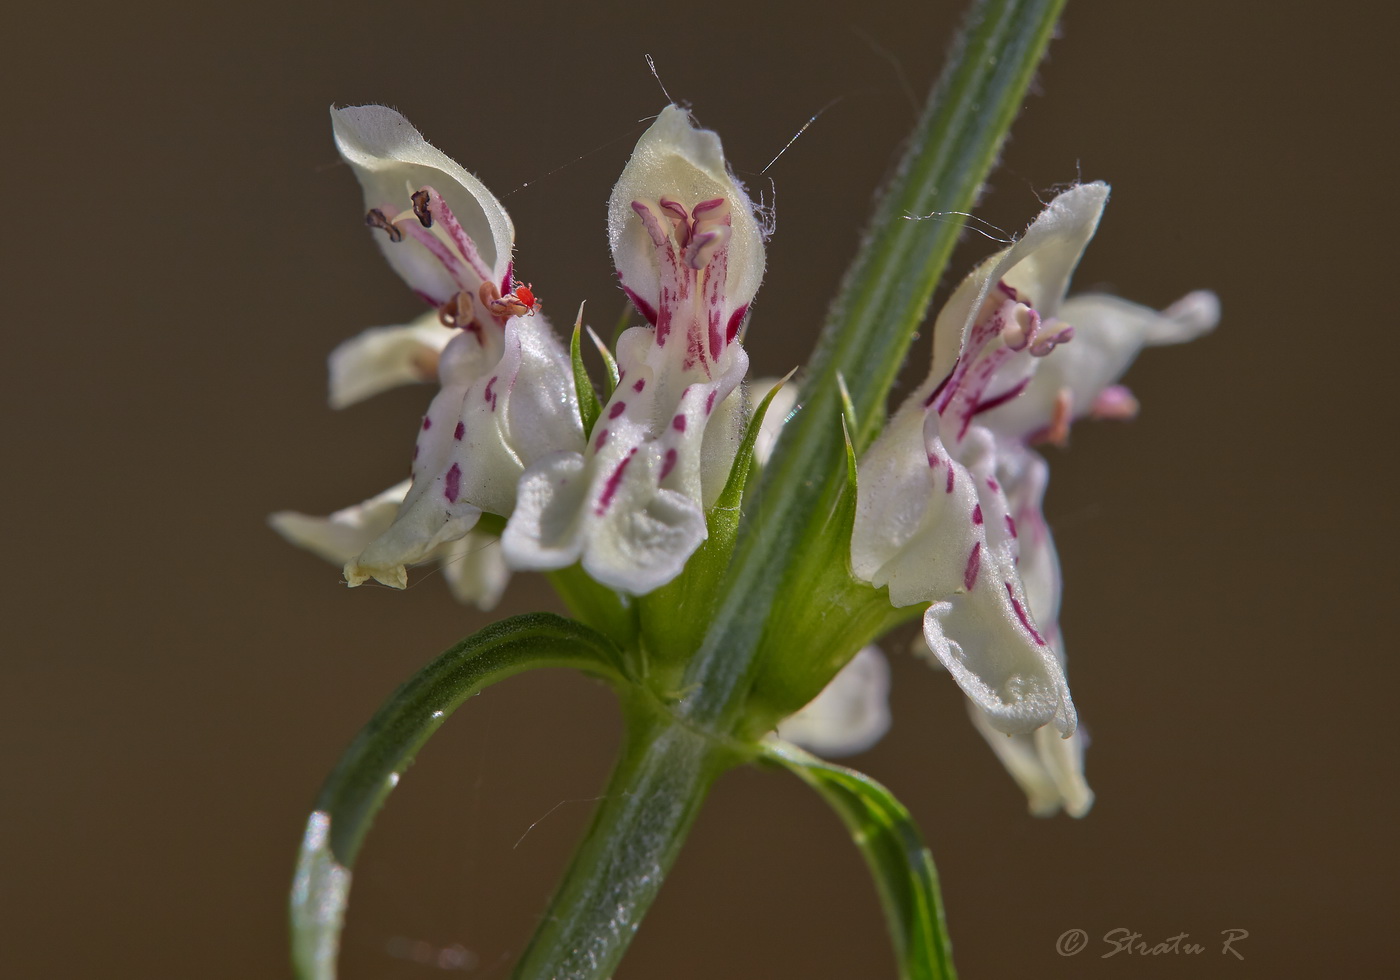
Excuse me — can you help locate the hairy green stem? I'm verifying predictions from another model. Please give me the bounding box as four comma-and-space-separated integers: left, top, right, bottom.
512, 702, 741, 980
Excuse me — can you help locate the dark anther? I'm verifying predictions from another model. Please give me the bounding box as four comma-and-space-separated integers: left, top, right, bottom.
365, 208, 403, 243
411, 189, 433, 228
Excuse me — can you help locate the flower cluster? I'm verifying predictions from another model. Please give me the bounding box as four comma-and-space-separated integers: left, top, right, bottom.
273, 107, 1217, 818
273, 105, 764, 606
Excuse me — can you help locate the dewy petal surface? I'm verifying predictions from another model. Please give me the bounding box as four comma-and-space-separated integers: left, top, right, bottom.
503, 106, 764, 595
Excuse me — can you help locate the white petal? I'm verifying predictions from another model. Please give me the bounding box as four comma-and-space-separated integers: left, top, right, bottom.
776, 647, 892, 757
347, 316, 582, 589
332, 105, 514, 304
921, 544, 1076, 736
851, 407, 987, 608
967, 707, 1062, 816
608, 105, 765, 321
438, 531, 511, 611
996, 445, 1061, 626
503, 446, 709, 595
328, 312, 456, 409
269, 481, 410, 564
978, 289, 1221, 439
968, 702, 1093, 817
927, 183, 1109, 381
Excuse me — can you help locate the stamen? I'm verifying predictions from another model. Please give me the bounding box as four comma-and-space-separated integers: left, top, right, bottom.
1044, 387, 1073, 447
365, 208, 403, 242
411, 189, 432, 227
1030, 324, 1074, 356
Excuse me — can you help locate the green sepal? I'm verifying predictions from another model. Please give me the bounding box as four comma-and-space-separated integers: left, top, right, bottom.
587, 324, 621, 398
289, 614, 626, 980
742, 408, 906, 733
637, 374, 795, 680
571, 307, 603, 439
761, 740, 957, 980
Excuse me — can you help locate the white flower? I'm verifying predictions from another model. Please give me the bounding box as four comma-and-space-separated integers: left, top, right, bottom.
327, 311, 456, 410
851, 183, 1218, 814
775, 646, 892, 758
326, 106, 585, 592
502, 106, 767, 594
270, 482, 509, 610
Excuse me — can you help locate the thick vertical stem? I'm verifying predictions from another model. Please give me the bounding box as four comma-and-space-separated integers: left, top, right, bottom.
511, 704, 738, 980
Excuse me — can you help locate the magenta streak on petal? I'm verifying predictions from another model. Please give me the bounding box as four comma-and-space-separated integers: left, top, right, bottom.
970, 377, 1030, 417
420, 187, 495, 285
672, 414, 687, 433
996, 279, 1019, 300
609, 401, 626, 419
972, 504, 983, 525
927, 453, 940, 468
595, 448, 637, 515
924, 360, 959, 409
422, 417, 432, 431
964, 542, 982, 591
659, 447, 678, 481
1005, 514, 1018, 538
412, 444, 419, 460
704, 262, 723, 361
631, 202, 681, 345
705, 389, 718, 415
620, 283, 658, 327
500, 262, 513, 297
1006, 584, 1047, 644
986, 477, 1000, 492
453, 422, 465, 441
595, 428, 609, 449
483, 376, 498, 411
398, 222, 472, 295
633, 378, 646, 393
726, 304, 748, 344
444, 463, 462, 503
945, 467, 955, 494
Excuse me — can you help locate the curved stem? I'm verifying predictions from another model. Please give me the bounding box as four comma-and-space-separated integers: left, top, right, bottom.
512, 703, 741, 980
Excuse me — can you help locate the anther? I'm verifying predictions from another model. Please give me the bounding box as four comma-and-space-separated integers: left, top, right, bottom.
365, 208, 403, 243
411, 189, 432, 228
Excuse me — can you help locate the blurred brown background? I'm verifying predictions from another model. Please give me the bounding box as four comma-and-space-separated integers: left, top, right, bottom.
4, 0, 1395, 976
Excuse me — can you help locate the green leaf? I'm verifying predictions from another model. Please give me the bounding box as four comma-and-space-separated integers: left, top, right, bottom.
762, 741, 957, 980
290, 614, 626, 980
571, 307, 603, 438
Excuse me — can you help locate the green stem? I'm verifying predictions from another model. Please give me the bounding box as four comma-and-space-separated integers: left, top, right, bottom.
682, 0, 1067, 733
512, 704, 741, 980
